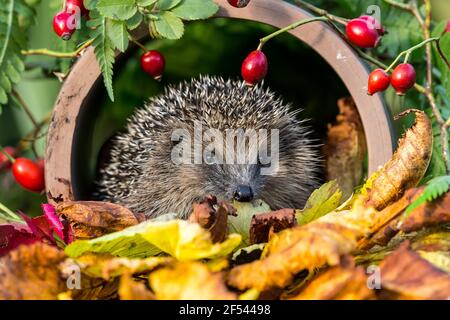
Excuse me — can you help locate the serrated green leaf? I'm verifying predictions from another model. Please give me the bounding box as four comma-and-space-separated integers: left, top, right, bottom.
158, 0, 182, 10
126, 11, 143, 30
106, 19, 129, 52
97, 0, 137, 21
171, 0, 218, 20
152, 11, 184, 39
65, 219, 241, 260
296, 180, 343, 226
0, 0, 40, 106
90, 14, 115, 101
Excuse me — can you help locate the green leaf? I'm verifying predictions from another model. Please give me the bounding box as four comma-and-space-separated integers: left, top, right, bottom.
228, 199, 271, 247
97, 0, 137, 21
158, 0, 182, 10
171, 0, 218, 20
90, 12, 115, 101
0, 0, 40, 106
126, 11, 143, 30
296, 180, 343, 226
136, 0, 157, 6
404, 175, 450, 216
151, 10, 184, 39
106, 19, 129, 52
65, 219, 241, 260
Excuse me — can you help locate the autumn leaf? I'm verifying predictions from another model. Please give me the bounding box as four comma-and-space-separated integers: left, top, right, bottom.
119, 274, 155, 300
65, 219, 241, 260
288, 256, 374, 300
149, 261, 237, 300
188, 195, 236, 243
296, 180, 342, 226
249, 208, 296, 244
56, 201, 142, 239
0, 243, 66, 299
379, 242, 450, 300
68, 254, 173, 280
366, 109, 432, 210
324, 97, 367, 199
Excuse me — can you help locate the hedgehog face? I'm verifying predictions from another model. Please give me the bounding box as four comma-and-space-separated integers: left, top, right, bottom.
95, 76, 320, 218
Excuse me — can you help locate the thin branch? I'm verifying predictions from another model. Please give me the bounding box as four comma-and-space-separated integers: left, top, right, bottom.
294, 0, 349, 25
21, 39, 94, 58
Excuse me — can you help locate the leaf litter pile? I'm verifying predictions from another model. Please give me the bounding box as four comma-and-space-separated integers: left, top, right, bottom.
1, 102, 449, 300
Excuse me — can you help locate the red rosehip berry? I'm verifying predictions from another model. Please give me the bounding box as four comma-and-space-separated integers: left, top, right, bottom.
0, 146, 15, 171
12, 158, 45, 193
445, 21, 450, 33
346, 16, 381, 48
241, 50, 268, 86
140, 51, 165, 80
53, 11, 75, 40
359, 15, 386, 35
367, 69, 391, 95
65, 0, 88, 16
227, 0, 250, 8
391, 63, 416, 96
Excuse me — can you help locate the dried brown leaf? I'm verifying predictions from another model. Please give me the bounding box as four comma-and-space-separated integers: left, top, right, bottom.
188, 195, 236, 243
366, 109, 432, 210
0, 243, 66, 299
119, 274, 155, 300
249, 208, 296, 244
56, 201, 141, 239
150, 261, 237, 300
288, 257, 374, 300
400, 190, 450, 233
324, 97, 367, 199
379, 242, 450, 300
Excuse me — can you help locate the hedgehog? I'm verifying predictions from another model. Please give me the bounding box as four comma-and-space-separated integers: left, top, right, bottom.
94, 76, 321, 218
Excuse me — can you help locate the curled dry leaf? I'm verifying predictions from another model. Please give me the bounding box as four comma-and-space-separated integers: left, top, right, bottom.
228, 221, 361, 291
288, 256, 374, 300
188, 195, 236, 243
400, 189, 450, 233
67, 253, 173, 280
324, 97, 367, 199
228, 194, 409, 291
379, 242, 450, 300
119, 274, 155, 300
149, 261, 237, 300
366, 109, 432, 210
56, 201, 141, 239
0, 243, 66, 299
249, 208, 296, 244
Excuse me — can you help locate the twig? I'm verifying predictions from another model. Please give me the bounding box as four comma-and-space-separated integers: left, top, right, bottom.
294, 0, 349, 25
21, 39, 94, 58
129, 35, 148, 52
11, 89, 40, 158
257, 16, 328, 50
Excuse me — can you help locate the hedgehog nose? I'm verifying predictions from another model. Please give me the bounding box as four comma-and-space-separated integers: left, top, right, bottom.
233, 185, 254, 202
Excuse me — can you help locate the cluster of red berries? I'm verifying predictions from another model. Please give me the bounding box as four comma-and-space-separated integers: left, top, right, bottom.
368, 64, 416, 96
53, 0, 88, 40
240, 15, 389, 86
0, 147, 45, 193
